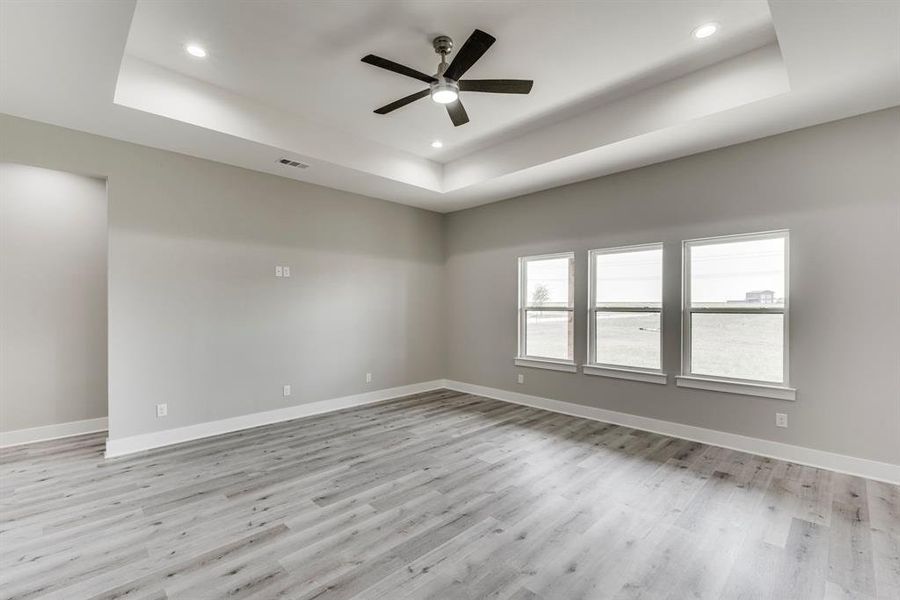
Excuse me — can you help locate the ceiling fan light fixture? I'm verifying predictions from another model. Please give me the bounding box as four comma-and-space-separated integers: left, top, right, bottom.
430, 81, 459, 104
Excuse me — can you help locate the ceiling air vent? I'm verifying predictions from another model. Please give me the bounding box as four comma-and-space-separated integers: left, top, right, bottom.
278, 158, 308, 169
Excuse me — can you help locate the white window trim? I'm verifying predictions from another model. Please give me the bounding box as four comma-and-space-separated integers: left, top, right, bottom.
516, 252, 576, 369
583, 364, 667, 384
514, 357, 578, 373
585, 243, 665, 381
675, 375, 796, 401
681, 230, 794, 400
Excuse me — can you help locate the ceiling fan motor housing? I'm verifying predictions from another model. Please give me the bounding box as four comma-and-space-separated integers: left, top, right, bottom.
432, 35, 453, 57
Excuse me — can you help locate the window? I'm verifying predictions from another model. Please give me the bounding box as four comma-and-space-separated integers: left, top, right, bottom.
516, 253, 575, 371
679, 230, 794, 400
586, 244, 665, 383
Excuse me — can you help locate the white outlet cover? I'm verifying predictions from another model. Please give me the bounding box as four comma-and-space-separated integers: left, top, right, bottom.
283, 266, 291, 277
776, 413, 788, 428
283, 384, 291, 397
275, 266, 283, 277
517, 374, 524, 384
366, 372, 372, 383
156, 403, 167, 417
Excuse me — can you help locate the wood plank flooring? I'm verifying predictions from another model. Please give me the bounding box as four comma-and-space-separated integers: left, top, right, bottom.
1, 389, 898, 599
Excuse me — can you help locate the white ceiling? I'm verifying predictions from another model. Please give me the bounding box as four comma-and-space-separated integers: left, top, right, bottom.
1, 1, 898, 212
124, 0, 775, 160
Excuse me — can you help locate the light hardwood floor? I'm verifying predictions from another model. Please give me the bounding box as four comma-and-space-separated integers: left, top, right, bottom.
1, 389, 898, 599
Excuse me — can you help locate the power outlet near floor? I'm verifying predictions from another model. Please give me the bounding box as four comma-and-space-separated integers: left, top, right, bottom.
156, 403, 168, 418
517, 373, 524, 384
366, 372, 372, 384
775, 413, 788, 428
283, 384, 292, 397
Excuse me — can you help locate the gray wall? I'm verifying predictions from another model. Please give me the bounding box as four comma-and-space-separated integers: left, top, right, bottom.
0, 115, 445, 440
0, 163, 108, 432
444, 107, 900, 465
2, 109, 898, 465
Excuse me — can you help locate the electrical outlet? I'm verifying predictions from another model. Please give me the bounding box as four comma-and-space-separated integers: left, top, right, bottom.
283, 384, 291, 397
776, 413, 788, 428
517, 373, 524, 384
365, 372, 372, 384
282, 266, 290, 277
275, 266, 283, 277
156, 403, 167, 418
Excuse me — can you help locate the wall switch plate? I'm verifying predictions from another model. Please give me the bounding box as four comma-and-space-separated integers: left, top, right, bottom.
156, 403, 168, 418
283, 384, 291, 397
365, 372, 372, 383
275, 266, 283, 277
776, 413, 788, 428
517, 374, 524, 384
282, 266, 290, 277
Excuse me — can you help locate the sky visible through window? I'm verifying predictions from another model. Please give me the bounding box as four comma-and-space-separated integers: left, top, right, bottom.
594, 247, 662, 306
525, 257, 570, 307
691, 237, 785, 306
526, 239, 785, 308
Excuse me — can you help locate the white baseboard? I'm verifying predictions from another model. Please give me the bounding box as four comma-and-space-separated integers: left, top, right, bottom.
105, 380, 445, 458
443, 379, 900, 485
0, 417, 108, 448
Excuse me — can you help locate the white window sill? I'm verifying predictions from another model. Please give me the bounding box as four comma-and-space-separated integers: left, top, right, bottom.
583, 365, 667, 385
513, 357, 577, 373
675, 375, 796, 401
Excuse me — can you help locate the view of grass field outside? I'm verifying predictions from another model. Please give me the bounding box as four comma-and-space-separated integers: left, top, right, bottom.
525, 311, 573, 359
523, 255, 573, 360
688, 235, 786, 383
691, 313, 783, 382
592, 246, 663, 370
522, 235, 786, 382
594, 312, 660, 369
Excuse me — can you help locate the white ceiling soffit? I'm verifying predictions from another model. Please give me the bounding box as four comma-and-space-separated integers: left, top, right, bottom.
1, 1, 898, 213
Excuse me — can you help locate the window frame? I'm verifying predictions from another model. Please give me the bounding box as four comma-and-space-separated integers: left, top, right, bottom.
516, 252, 576, 371
586, 243, 666, 383
679, 230, 794, 398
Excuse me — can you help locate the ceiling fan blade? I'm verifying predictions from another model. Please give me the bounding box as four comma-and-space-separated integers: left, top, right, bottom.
374, 89, 430, 114
459, 79, 533, 94
443, 29, 495, 81
446, 99, 469, 127
361, 54, 437, 84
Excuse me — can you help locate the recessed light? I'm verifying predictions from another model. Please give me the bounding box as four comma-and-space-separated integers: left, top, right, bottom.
692, 23, 719, 39
185, 44, 207, 58
431, 140, 443, 149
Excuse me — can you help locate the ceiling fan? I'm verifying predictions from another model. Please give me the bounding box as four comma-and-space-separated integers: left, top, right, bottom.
361, 29, 533, 127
